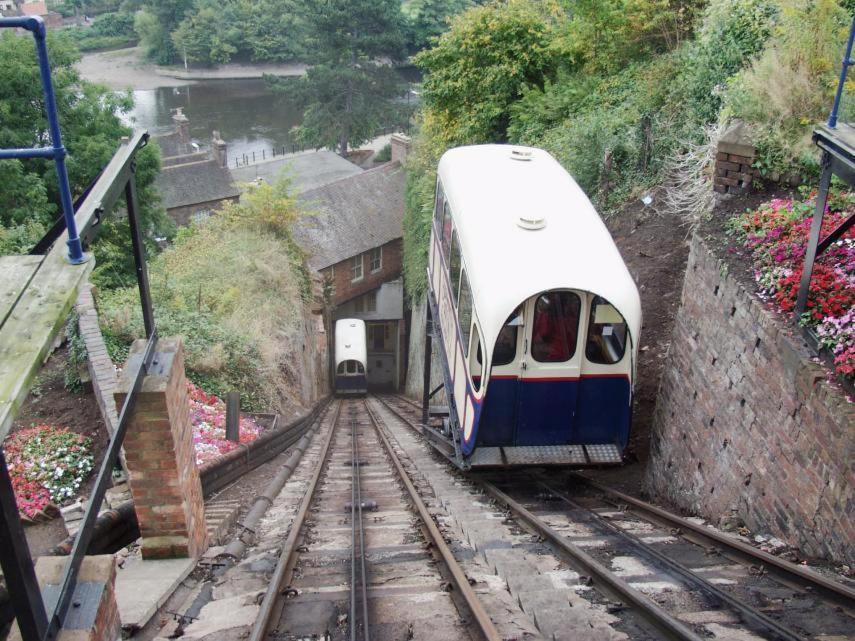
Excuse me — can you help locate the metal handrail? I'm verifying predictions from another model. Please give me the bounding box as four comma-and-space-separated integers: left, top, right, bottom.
0, 16, 86, 265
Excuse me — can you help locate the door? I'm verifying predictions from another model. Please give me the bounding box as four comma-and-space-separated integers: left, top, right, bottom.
516, 291, 583, 445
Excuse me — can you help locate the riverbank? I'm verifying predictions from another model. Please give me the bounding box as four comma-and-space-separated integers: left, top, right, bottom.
77, 46, 306, 91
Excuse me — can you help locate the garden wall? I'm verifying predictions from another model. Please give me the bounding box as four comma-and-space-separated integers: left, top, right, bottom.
648, 235, 853, 565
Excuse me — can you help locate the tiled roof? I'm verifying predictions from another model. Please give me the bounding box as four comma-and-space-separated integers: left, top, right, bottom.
294, 161, 406, 270
156, 160, 240, 210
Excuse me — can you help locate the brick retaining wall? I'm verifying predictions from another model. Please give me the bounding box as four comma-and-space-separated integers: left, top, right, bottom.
648, 235, 853, 564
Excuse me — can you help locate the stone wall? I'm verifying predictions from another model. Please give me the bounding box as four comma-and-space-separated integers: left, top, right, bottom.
648, 235, 853, 564
404, 298, 447, 406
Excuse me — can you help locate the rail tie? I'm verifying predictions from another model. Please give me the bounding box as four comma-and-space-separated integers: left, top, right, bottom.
363, 400, 502, 641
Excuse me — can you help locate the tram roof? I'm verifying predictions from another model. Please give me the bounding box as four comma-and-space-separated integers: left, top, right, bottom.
437, 145, 641, 354
334, 318, 367, 367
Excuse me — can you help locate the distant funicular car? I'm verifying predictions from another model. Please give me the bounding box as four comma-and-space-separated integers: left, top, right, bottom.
422, 145, 642, 468
335, 318, 368, 396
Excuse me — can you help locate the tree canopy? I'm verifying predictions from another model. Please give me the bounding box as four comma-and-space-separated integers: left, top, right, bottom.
268, 0, 407, 155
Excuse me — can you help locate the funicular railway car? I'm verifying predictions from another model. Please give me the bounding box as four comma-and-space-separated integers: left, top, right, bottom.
423, 145, 642, 468
335, 319, 368, 395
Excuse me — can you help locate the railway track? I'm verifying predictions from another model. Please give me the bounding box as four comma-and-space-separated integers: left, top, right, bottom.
375, 394, 855, 641
249, 398, 501, 641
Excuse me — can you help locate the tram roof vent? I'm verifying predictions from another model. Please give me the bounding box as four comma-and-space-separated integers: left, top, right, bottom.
517, 215, 546, 230
510, 148, 533, 161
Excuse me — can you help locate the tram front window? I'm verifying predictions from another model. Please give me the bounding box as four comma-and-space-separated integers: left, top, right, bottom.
531, 292, 581, 362
585, 297, 628, 364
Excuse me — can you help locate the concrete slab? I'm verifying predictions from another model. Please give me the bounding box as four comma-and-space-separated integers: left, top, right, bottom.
115, 556, 195, 629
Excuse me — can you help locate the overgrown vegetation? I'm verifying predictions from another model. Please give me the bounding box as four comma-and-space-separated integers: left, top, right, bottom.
98, 179, 310, 410
402, 0, 853, 303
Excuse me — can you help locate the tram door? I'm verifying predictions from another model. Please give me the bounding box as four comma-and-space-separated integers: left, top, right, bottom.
516, 291, 583, 445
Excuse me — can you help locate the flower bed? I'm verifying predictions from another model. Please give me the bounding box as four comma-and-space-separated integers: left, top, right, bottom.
5, 426, 94, 521
727, 192, 855, 378
188, 382, 263, 465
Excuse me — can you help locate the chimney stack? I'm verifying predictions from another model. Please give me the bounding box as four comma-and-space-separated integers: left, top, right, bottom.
212, 130, 227, 168
172, 107, 190, 144
390, 133, 412, 164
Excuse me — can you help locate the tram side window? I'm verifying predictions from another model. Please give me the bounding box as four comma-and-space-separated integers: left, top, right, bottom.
585, 297, 628, 365
458, 271, 473, 355
449, 231, 462, 305
442, 201, 453, 258
531, 292, 581, 363
337, 362, 346, 375
434, 184, 445, 227
478, 306, 521, 367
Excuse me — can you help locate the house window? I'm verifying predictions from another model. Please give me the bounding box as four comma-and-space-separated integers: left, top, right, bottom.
369, 247, 382, 273
353, 290, 377, 313
351, 254, 363, 281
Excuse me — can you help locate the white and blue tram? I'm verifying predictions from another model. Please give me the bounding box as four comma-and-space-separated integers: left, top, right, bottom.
423, 145, 642, 468
335, 319, 368, 396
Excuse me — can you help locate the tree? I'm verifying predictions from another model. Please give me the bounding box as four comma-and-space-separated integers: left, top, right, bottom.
402, 0, 475, 52
171, 0, 304, 66
413, 0, 558, 144
0, 31, 172, 282
134, 0, 193, 64
268, 0, 406, 155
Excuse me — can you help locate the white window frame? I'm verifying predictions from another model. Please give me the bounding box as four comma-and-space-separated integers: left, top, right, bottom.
369, 247, 383, 273
351, 254, 363, 282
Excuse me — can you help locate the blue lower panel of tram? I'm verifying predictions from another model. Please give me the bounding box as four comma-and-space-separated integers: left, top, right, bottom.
335, 375, 367, 394
475, 376, 630, 449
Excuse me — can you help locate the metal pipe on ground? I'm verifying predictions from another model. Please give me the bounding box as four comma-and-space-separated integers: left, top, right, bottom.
221, 400, 332, 560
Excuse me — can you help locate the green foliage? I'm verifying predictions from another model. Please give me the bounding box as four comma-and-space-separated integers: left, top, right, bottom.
134, 0, 194, 64
374, 142, 392, 162
0, 31, 169, 270
268, 0, 406, 155
413, 0, 558, 145
722, 0, 851, 180
98, 179, 309, 410
402, 0, 475, 52
553, 0, 705, 74
172, 0, 303, 66
63, 12, 138, 52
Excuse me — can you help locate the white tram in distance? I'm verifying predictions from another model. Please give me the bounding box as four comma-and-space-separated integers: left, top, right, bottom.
334, 319, 368, 396
423, 145, 642, 468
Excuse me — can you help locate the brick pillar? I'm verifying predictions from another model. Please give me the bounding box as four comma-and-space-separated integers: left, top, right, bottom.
714, 119, 758, 195
114, 338, 208, 560
9, 556, 120, 641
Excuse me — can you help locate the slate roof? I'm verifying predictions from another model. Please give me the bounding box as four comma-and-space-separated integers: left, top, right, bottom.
294, 161, 406, 271
154, 132, 201, 159
156, 160, 240, 211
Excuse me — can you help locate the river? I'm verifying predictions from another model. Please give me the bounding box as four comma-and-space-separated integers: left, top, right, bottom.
128, 79, 303, 162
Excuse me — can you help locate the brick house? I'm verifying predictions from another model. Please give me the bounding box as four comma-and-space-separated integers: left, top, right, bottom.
294, 161, 407, 390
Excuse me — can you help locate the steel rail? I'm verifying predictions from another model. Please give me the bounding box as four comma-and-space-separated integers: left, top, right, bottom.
534, 477, 807, 641
478, 479, 705, 641
363, 400, 502, 641
248, 400, 343, 641
571, 474, 855, 611
375, 397, 703, 641
350, 408, 370, 641
386, 395, 855, 612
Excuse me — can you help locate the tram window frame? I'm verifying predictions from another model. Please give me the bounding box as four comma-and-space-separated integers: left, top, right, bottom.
531, 291, 582, 363
458, 270, 473, 354
441, 201, 454, 259
434, 183, 445, 227
476, 307, 521, 367
584, 297, 628, 365
449, 230, 462, 306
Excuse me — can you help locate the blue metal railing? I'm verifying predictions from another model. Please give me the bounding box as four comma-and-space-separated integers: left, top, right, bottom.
0, 16, 86, 264
828, 19, 855, 129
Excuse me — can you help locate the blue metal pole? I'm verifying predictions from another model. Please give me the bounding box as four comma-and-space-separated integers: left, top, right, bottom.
828, 18, 855, 129
0, 16, 88, 264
